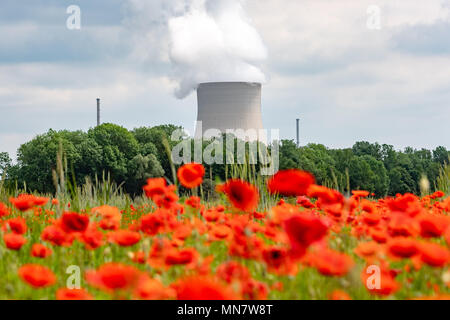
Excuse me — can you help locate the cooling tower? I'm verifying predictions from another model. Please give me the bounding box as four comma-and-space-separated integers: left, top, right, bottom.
195, 82, 264, 141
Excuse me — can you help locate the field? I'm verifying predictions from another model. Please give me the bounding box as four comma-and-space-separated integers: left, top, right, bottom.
1, 163, 450, 300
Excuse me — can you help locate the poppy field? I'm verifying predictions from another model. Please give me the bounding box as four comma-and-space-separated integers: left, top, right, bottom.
1, 163, 450, 300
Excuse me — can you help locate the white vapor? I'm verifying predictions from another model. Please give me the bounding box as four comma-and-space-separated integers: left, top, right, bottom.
124, 0, 268, 99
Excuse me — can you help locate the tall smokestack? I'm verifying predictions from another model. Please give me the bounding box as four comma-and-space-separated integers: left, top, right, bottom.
96, 98, 100, 126
296, 118, 300, 147
195, 82, 263, 141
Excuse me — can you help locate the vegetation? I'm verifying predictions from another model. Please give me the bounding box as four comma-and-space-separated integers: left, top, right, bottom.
1, 124, 448, 198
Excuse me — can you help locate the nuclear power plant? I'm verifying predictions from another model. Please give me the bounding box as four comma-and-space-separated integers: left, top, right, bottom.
194, 82, 264, 141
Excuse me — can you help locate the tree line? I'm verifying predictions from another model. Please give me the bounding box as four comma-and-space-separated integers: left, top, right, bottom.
0, 123, 448, 197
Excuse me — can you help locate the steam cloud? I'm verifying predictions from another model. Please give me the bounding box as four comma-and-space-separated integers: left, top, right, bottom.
124, 0, 268, 99
168, 0, 268, 98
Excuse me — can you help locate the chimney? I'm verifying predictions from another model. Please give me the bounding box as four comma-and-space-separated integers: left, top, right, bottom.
97, 98, 100, 126
296, 118, 300, 147
195, 82, 263, 141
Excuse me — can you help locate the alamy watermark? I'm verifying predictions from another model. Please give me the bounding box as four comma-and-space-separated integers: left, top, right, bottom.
366, 5, 382, 30
66, 5, 81, 30
171, 122, 280, 176
365, 265, 381, 290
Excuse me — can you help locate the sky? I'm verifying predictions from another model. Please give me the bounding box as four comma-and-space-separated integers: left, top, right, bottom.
0, 0, 449, 160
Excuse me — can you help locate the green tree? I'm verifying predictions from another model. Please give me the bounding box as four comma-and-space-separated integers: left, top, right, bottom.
0, 152, 12, 177
348, 155, 389, 197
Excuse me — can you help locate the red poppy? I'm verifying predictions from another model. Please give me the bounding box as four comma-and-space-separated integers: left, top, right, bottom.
31, 243, 52, 258
92, 205, 121, 231
262, 246, 298, 275
134, 275, 176, 300
33, 196, 49, 206
60, 212, 90, 233
217, 179, 259, 212
310, 248, 354, 276
81, 224, 104, 250
267, 169, 315, 196
4, 233, 27, 250
164, 248, 198, 266
361, 265, 400, 296
177, 163, 205, 189
143, 178, 168, 199
41, 225, 74, 247
419, 242, 450, 267
85, 263, 142, 292
56, 288, 93, 300
216, 261, 250, 283
296, 196, 314, 208
185, 196, 201, 208
6, 217, 27, 234
173, 276, 240, 300
387, 237, 419, 259
307, 185, 344, 205
282, 213, 328, 258
9, 194, 36, 211
329, 290, 352, 300
352, 190, 370, 198
109, 229, 141, 247
18, 264, 56, 288
0, 202, 10, 217
418, 214, 450, 238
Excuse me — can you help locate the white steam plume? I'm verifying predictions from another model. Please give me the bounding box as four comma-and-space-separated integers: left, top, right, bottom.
168, 0, 268, 98
124, 0, 268, 99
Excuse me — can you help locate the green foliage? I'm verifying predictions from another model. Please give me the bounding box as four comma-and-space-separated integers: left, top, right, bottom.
3, 127, 449, 197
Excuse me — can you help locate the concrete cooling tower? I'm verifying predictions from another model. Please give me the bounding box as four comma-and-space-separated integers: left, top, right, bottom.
194, 82, 264, 141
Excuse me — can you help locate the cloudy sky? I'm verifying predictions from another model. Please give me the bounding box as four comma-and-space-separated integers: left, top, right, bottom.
1, 0, 449, 159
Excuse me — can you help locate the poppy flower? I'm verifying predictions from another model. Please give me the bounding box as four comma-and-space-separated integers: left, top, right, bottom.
296, 196, 314, 208
387, 237, 419, 259
4, 233, 27, 250
85, 263, 142, 292
92, 205, 121, 231
152, 185, 179, 209
241, 278, 269, 300
33, 196, 49, 206
419, 242, 450, 267
361, 265, 400, 296
56, 288, 93, 300
262, 246, 298, 275
386, 193, 421, 216
0, 202, 10, 217
41, 225, 74, 247
6, 217, 27, 234
217, 179, 259, 212
9, 194, 36, 211
185, 196, 201, 209
18, 264, 56, 288
173, 276, 240, 300
282, 213, 328, 258
31, 243, 52, 258
352, 190, 370, 198
267, 169, 315, 196
164, 248, 198, 266
134, 275, 176, 300
143, 178, 168, 199
109, 229, 141, 247
60, 212, 90, 233
307, 185, 344, 206
177, 163, 205, 189
310, 248, 354, 276
81, 225, 104, 250
354, 241, 381, 259
418, 214, 450, 238
216, 261, 250, 283
329, 290, 352, 300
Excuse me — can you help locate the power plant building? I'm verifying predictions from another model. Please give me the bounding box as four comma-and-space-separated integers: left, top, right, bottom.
194, 82, 264, 141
